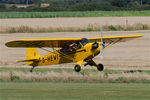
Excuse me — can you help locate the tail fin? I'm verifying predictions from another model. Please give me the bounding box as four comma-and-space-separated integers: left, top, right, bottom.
26, 48, 40, 60
17, 48, 40, 66
26, 48, 40, 65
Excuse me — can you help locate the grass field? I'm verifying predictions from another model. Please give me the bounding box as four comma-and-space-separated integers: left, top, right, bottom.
0, 82, 150, 100
0, 11, 150, 18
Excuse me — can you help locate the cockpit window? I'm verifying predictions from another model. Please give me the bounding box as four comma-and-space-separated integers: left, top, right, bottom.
60, 42, 82, 54
80, 38, 91, 45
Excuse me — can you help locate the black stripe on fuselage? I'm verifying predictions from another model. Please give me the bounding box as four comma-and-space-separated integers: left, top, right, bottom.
39, 54, 59, 63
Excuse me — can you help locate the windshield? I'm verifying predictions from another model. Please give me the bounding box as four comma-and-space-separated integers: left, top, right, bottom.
80, 38, 90, 45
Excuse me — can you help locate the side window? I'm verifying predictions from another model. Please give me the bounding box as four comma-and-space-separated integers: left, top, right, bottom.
60, 46, 69, 53
60, 42, 82, 54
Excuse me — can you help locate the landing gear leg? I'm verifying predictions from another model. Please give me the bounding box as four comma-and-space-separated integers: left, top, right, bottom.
30, 66, 35, 72
74, 65, 81, 72
97, 64, 104, 71
84, 59, 104, 71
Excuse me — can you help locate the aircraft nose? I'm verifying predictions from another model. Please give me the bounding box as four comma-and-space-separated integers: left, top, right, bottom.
91, 42, 99, 50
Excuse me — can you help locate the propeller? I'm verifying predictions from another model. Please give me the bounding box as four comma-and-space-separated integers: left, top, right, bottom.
91, 29, 105, 59
99, 30, 104, 59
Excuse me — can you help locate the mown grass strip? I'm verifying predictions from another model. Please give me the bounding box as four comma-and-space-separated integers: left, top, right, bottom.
0, 11, 150, 18
0, 82, 150, 100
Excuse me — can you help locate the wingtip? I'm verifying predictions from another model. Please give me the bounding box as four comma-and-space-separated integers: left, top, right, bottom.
5, 40, 21, 47
135, 35, 144, 37
5, 42, 10, 47
140, 35, 144, 37
5, 41, 14, 47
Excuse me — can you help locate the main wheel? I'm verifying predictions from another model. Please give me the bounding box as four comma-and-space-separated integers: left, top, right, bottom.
97, 64, 104, 71
74, 65, 81, 72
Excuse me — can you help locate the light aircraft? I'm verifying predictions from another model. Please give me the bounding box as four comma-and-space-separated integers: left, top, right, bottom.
5, 35, 143, 72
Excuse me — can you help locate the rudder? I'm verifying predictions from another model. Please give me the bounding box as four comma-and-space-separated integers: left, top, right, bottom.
26, 48, 40, 65
26, 48, 40, 60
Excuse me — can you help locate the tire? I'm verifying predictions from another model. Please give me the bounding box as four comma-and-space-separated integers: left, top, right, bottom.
30, 69, 33, 72
97, 64, 104, 71
74, 65, 81, 72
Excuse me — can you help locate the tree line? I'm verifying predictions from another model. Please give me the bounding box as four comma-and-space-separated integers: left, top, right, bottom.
0, 0, 150, 11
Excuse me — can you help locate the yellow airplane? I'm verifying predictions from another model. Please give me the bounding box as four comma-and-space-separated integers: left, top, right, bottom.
5, 35, 143, 72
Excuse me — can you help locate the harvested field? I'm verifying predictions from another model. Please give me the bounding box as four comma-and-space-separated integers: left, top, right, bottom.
0, 17, 149, 69
1, 24, 150, 33
0, 17, 149, 29
0, 30, 149, 70
0, 17, 149, 33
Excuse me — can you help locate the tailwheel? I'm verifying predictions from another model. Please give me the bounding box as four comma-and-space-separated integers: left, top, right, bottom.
30, 66, 35, 72
74, 65, 81, 72
97, 64, 104, 71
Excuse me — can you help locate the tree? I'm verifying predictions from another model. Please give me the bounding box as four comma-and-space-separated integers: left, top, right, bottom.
71, 2, 113, 11
0, 4, 6, 9
127, 0, 140, 8
111, 0, 129, 7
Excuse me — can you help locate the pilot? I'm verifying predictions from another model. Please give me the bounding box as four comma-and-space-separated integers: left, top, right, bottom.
69, 42, 78, 50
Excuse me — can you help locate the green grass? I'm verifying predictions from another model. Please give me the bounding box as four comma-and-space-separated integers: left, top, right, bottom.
0, 11, 150, 18
0, 82, 150, 100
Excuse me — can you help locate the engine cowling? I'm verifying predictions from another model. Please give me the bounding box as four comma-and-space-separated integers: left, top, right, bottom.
92, 42, 99, 50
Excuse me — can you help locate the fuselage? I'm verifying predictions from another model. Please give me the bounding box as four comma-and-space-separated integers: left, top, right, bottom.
36, 42, 100, 66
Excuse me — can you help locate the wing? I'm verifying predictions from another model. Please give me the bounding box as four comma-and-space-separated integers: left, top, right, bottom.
88, 35, 144, 43
5, 35, 143, 48
88, 35, 144, 49
5, 38, 81, 48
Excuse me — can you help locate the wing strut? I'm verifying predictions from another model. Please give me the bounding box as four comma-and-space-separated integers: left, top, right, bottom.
104, 38, 122, 50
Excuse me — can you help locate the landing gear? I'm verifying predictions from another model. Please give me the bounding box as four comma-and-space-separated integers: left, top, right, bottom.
74, 65, 81, 72
84, 63, 93, 66
30, 66, 35, 72
97, 64, 104, 71
84, 59, 104, 71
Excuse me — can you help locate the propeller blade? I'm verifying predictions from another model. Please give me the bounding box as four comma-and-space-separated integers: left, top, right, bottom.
99, 30, 104, 59
100, 42, 104, 59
